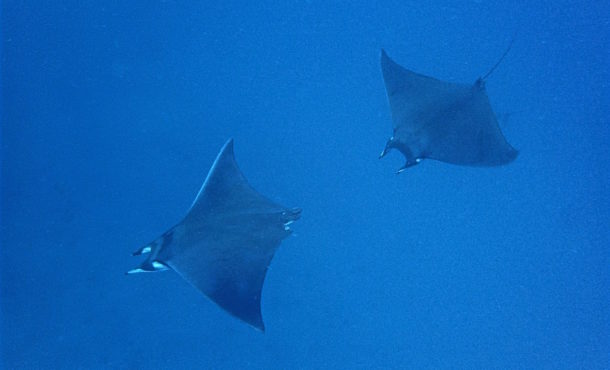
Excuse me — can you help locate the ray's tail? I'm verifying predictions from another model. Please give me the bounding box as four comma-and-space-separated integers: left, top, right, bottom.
482, 38, 515, 81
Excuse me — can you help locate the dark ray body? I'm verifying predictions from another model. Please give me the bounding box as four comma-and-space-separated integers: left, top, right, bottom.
379, 49, 518, 172
129, 139, 301, 331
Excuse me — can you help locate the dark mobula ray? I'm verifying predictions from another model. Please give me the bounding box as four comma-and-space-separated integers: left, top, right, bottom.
379, 46, 518, 172
128, 139, 301, 331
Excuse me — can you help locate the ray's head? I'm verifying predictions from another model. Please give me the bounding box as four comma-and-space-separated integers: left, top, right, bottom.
127, 230, 174, 274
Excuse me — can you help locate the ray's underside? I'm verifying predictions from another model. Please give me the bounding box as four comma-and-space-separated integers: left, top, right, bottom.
379, 49, 518, 172
129, 139, 301, 331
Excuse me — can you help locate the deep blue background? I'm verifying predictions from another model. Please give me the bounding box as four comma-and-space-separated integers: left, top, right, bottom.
2, 1, 608, 368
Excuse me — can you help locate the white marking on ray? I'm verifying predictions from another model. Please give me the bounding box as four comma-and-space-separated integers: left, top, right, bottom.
127, 268, 146, 274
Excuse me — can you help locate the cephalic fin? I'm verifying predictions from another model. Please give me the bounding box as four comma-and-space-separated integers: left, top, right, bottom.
132, 244, 153, 256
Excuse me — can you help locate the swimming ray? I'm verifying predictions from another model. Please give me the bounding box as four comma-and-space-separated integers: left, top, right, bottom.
128, 139, 301, 331
379, 47, 518, 172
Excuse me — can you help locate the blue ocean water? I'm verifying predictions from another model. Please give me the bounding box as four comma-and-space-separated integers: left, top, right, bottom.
1, 0, 608, 368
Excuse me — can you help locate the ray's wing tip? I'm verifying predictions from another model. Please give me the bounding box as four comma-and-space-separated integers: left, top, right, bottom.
214, 138, 237, 164
240, 312, 265, 332
221, 138, 235, 152
380, 49, 397, 78
508, 147, 519, 162
253, 322, 265, 332
380, 48, 390, 63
